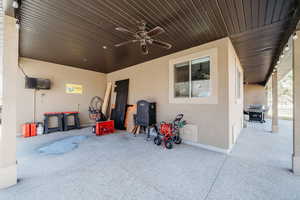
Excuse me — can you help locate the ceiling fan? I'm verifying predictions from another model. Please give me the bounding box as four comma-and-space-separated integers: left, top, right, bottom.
114, 21, 172, 55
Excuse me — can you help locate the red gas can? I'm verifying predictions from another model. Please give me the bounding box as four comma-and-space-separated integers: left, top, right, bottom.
22, 124, 31, 138
30, 123, 37, 136
22, 123, 37, 137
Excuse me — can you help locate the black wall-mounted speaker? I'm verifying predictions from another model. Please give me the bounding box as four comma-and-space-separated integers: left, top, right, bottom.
25, 77, 37, 89
25, 77, 51, 90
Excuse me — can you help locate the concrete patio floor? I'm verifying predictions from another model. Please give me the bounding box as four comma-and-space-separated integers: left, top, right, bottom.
1, 120, 300, 200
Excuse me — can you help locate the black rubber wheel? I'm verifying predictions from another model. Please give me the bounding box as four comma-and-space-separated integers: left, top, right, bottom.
174, 136, 182, 144
165, 139, 173, 149
154, 136, 162, 145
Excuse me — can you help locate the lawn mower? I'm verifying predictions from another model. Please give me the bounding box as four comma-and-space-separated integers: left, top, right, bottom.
88, 96, 107, 133
153, 114, 186, 149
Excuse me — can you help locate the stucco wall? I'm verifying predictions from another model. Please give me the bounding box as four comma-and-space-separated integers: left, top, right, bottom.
228, 41, 244, 148
14, 38, 244, 150
107, 38, 233, 150
16, 58, 107, 134
244, 84, 267, 106
293, 30, 300, 172
0, 15, 18, 188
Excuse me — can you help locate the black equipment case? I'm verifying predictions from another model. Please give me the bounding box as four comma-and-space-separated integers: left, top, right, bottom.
136, 100, 156, 126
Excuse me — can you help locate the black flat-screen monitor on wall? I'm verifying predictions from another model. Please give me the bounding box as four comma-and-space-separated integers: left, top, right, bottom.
25, 77, 51, 90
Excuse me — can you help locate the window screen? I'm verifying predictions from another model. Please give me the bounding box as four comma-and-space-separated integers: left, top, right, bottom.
191, 57, 210, 97
174, 61, 189, 98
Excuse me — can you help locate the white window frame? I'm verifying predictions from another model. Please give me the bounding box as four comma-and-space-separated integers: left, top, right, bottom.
235, 59, 243, 104
169, 48, 218, 104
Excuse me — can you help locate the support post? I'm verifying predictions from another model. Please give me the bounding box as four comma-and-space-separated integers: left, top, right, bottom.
0, 16, 19, 188
293, 31, 300, 174
272, 71, 278, 133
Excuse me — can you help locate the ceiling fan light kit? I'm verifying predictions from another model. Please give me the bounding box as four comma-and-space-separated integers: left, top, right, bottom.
114, 21, 172, 55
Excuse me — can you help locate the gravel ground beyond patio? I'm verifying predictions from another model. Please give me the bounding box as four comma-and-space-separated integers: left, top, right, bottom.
0, 120, 299, 200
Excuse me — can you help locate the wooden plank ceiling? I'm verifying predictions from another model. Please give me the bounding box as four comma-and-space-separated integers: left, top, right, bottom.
16, 0, 299, 84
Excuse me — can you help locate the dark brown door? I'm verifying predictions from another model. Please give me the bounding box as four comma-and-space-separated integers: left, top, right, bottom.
111, 79, 129, 130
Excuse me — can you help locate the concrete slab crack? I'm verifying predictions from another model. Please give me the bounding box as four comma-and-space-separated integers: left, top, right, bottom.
203, 155, 228, 200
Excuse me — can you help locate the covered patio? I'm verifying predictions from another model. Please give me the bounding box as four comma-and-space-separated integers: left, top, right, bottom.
0, 120, 299, 200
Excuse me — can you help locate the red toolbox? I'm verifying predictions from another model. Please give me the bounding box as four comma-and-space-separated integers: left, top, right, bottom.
96, 120, 115, 136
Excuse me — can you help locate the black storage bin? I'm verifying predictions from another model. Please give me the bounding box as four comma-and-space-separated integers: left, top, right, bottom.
136, 100, 156, 126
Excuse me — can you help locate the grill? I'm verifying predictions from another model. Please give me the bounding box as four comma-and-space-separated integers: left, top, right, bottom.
244, 104, 268, 123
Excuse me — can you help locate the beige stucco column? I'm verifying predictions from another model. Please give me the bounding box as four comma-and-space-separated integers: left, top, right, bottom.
0, 15, 18, 188
293, 31, 300, 174
265, 86, 268, 106
272, 71, 278, 133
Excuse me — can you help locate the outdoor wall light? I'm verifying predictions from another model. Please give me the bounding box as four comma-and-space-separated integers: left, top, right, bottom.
280, 53, 284, 59
284, 45, 290, 51
12, 0, 19, 8
293, 32, 298, 40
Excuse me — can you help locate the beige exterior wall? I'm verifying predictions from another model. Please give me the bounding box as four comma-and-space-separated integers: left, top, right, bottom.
11, 38, 244, 150
16, 58, 107, 134
228, 40, 244, 148
0, 15, 18, 189
244, 84, 267, 106
107, 38, 243, 150
293, 30, 300, 174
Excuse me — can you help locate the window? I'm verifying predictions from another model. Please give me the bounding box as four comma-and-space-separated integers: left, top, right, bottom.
173, 57, 211, 98
235, 59, 241, 100
191, 57, 210, 97
174, 62, 189, 97
236, 68, 241, 99
169, 48, 218, 104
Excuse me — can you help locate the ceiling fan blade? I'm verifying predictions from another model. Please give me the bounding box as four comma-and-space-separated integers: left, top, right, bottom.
152, 40, 172, 49
114, 40, 138, 47
147, 26, 165, 37
141, 43, 149, 55
115, 27, 136, 35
